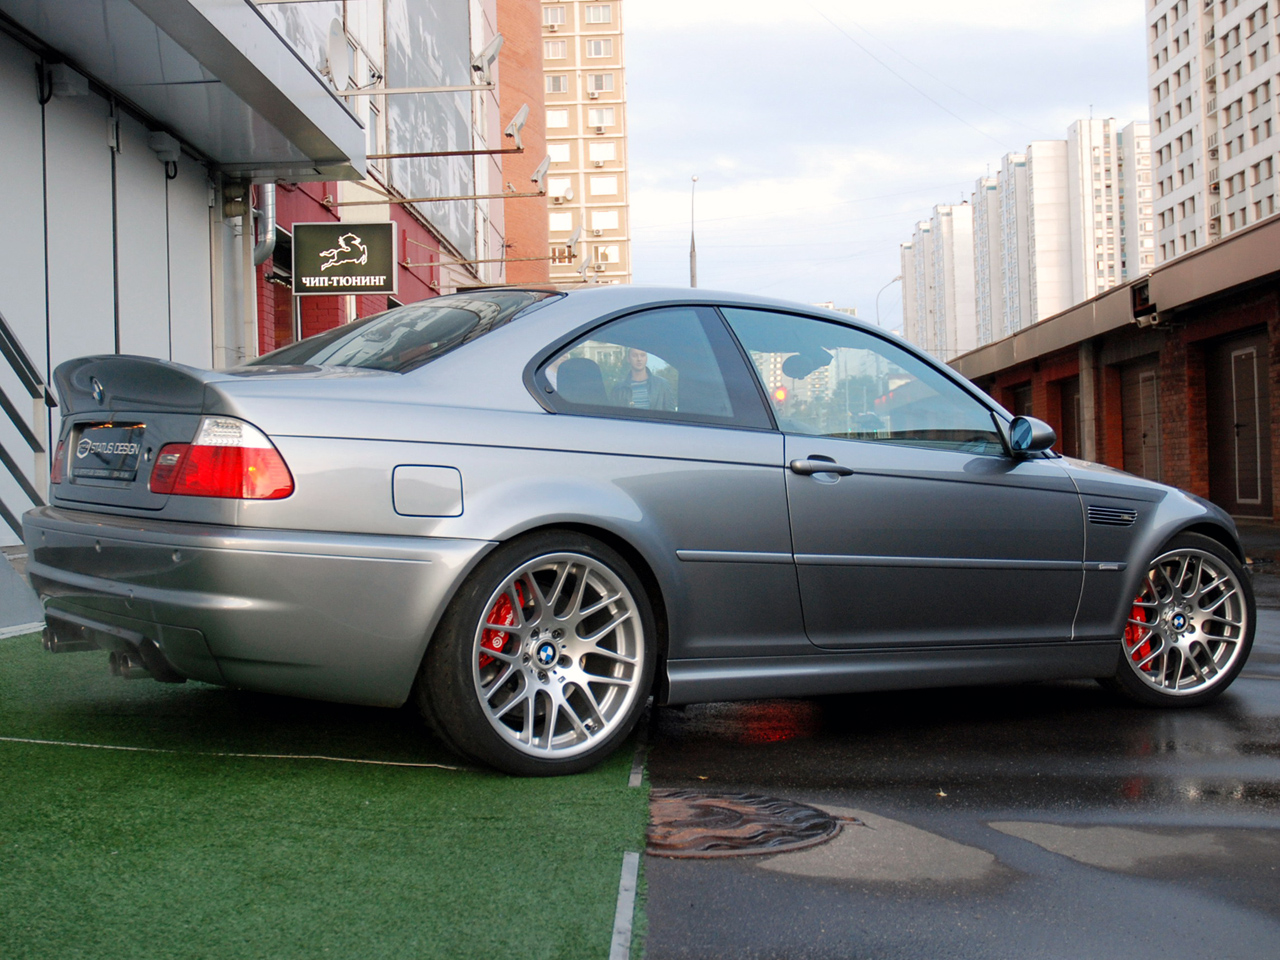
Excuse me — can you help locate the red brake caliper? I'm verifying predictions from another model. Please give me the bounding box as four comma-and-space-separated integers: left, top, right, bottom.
479, 583, 524, 670
1125, 596, 1153, 670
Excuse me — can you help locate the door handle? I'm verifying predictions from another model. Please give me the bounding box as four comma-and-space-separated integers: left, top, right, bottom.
789, 458, 853, 477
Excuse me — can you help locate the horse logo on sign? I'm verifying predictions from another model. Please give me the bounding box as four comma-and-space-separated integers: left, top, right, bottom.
318, 233, 369, 271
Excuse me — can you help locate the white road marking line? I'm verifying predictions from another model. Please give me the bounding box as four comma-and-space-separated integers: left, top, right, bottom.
0, 622, 42, 640
609, 850, 640, 960
627, 741, 646, 788
0, 735, 465, 770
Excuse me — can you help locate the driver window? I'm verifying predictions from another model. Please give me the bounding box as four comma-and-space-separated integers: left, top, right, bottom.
722, 308, 1004, 455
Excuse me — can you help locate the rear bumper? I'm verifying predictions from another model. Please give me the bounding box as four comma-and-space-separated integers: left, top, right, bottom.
22, 506, 494, 706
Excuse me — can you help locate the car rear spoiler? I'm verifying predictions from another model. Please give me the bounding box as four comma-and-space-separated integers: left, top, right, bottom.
54, 356, 217, 416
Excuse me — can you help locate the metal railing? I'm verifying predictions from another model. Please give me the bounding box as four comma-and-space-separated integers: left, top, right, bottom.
0, 309, 54, 538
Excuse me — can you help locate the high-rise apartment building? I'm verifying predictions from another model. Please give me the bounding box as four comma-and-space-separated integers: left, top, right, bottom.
542, 0, 631, 283
998, 152, 1032, 339
1025, 139, 1074, 325
903, 221, 935, 350
929, 203, 978, 360
973, 177, 1001, 345
1119, 121, 1158, 276
1064, 119, 1156, 303
901, 120, 1155, 357
1148, 0, 1279, 261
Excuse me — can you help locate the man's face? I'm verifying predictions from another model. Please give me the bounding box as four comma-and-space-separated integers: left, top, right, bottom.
628, 348, 648, 373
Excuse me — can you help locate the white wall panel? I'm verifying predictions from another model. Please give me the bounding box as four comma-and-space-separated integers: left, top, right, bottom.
0, 37, 49, 545
44, 92, 115, 371
166, 154, 214, 367
115, 113, 171, 359
0, 36, 49, 379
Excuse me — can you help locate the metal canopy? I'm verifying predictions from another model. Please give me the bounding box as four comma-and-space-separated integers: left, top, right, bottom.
0, 0, 366, 181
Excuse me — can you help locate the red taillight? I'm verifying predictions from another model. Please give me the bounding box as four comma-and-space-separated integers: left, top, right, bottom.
149, 418, 293, 500
49, 438, 67, 484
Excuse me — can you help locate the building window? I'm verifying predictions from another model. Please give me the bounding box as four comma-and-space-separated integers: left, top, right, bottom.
550, 245, 573, 265
589, 175, 618, 195
586, 38, 613, 58
544, 40, 566, 59
593, 244, 620, 263
584, 4, 612, 23
548, 142, 571, 163
587, 73, 614, 92
588, 107, 615, 127
549, 212, 574, 233
588, 140, 616, 162
591, 210, 619, 230
543, 5, 565, 25
546, 109, 569, 128
546, 74, 568, 93
548, 177, 573, 198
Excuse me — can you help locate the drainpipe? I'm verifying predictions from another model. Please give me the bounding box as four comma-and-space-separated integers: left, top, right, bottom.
253, 184, 276, 265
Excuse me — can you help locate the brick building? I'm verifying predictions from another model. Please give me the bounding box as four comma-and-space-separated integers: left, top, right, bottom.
953, 211, 1280, 521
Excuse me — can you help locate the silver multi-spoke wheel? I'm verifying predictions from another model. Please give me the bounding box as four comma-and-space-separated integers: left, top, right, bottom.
1122, 546, 1249, 696
471, 551, 646, 760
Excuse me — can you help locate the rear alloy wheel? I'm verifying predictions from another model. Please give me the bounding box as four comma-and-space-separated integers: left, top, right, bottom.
419, 532, 654, 775
1106, 532, 1254, 707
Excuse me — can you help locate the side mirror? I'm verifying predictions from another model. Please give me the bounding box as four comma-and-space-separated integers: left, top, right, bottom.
1009, 416, 1057, 455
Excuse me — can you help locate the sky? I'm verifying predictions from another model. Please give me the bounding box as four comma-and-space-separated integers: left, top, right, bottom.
621, 0, 1150, 332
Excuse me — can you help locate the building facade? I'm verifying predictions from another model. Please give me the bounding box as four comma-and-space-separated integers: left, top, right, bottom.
542, 0, 631, 284
998, 152, 1032, 339
1147, 0, 1280, 261
0, 0, 533, 546
973, 176, 1002, 345
954, 211, 1280, 524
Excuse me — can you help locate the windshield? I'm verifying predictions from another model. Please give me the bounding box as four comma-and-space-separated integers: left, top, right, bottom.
250, 290, 561, 373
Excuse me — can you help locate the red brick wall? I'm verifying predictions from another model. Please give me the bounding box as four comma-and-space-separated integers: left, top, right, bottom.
987, 350, 1079, 453
497, 0, 549, 283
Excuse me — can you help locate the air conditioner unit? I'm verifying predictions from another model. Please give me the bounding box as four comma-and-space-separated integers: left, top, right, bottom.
592, 228, 603, 236
552, 196, 564, 204
593, 159, 605, 167
547, 22, 559, 31
594, 125, 605, 134
593, 262, 606, 271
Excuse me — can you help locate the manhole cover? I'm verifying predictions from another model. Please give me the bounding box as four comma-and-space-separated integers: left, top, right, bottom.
647, 789, 843, 858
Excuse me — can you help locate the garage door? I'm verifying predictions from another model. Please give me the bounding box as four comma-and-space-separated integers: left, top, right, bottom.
1208, 328, 1272, 517
1121, 358, 1161, 482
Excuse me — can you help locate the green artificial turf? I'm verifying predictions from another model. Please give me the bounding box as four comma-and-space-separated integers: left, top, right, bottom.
0, 634, 649, 960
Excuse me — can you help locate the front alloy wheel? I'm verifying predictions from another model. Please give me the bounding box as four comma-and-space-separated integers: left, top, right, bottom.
419, 532, 654, 775
1107, 532, 1254, 707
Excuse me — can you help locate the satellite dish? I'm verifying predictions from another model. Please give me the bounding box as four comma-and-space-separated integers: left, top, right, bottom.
567, 225, 582, 251
326, 19, 349, 89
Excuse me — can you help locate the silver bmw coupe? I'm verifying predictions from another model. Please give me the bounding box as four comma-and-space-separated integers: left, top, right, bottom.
24, 287, 1255, 775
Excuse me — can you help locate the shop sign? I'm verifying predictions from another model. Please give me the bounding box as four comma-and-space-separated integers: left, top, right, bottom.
292, 222, 396, 295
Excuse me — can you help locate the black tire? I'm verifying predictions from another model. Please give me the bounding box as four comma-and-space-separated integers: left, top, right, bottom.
1101, 531, 1254, 708
416, 530, 656, 776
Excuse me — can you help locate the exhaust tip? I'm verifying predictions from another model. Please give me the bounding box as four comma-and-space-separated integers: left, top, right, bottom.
117, 653, 152, 680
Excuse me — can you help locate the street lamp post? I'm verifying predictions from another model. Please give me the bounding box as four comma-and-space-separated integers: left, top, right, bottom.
690, 175, 699, 288
875, 274, 903, 329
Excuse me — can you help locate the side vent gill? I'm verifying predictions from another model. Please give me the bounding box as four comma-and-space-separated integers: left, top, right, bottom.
1088, 505, 1138, 527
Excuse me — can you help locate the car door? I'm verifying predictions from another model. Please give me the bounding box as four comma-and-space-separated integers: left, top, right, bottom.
532, 304, 807, 660
721, 307, 1084, 650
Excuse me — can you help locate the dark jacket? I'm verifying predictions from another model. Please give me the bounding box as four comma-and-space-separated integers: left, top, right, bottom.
610, 373, 675, 411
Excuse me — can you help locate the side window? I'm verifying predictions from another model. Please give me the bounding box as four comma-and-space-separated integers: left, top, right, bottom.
538, 306, 771, 429
721, 308, 1004, 455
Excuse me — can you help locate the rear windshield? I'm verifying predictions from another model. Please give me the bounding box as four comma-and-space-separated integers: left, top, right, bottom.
250, 290, 561, 373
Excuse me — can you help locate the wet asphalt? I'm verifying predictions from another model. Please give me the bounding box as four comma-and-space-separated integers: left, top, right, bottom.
642, 566, 1280, 959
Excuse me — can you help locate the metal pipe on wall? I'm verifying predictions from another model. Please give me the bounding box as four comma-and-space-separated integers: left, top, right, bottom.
253, 184, 276, 266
